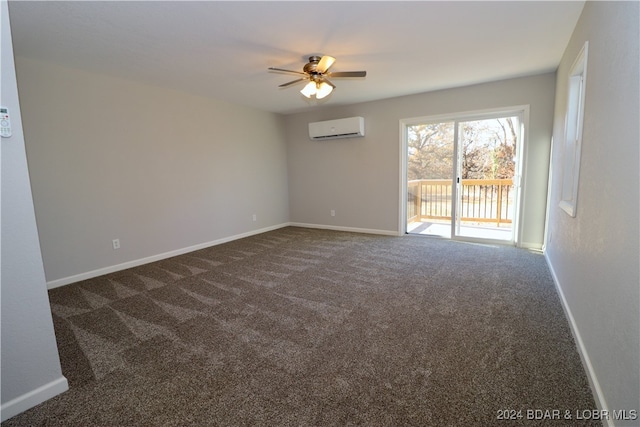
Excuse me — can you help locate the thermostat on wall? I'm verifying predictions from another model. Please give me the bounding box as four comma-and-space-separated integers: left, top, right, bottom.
1, 107, 11, 138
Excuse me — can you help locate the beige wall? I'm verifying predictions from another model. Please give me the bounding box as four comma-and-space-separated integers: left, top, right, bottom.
16, 57, 290, 286
545, 1, 639, 423
285, 73, 556, 248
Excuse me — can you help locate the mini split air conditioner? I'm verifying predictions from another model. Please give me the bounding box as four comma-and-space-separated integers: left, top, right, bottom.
308, 116, 365, 140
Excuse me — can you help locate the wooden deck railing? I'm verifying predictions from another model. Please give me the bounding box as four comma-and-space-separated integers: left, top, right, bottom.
408, 178, 513, 226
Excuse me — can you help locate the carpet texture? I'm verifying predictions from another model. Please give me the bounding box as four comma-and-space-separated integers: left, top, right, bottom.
3, 227, 597, 426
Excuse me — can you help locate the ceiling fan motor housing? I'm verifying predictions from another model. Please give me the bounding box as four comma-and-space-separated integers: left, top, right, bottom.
303, 56, 322, 74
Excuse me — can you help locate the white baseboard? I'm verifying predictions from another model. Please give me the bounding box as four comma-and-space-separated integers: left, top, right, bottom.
47, 223, 290, 289
46, 222, 399, 290
544, 252, 611, 426
289, 222, 399, 236
0, 376, 68, 422
518, 241, 543, 250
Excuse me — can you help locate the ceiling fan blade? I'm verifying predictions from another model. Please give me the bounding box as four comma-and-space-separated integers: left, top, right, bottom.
328, 71, 367, 78
316, 55, 336, 73
322, 77, 336, 88
278, 78, 307, 88
268, 67, 307, 76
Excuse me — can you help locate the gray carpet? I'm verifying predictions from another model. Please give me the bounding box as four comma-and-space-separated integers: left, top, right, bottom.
3, 227, 597, 426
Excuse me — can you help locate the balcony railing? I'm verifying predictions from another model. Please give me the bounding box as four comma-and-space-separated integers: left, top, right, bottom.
408, 178, 514, 227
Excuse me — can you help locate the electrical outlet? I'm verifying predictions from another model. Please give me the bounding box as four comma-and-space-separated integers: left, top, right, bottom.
112, 239, 120, 250
330, 210, 336, 217
252, 214, 257, 222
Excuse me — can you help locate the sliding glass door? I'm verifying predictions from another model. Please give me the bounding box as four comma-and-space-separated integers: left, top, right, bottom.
403, 109, 524, 244
454, 116, 520, 240
406, 122, 455, 238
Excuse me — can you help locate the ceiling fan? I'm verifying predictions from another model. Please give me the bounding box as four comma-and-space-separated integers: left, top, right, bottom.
268, 55, 366, 99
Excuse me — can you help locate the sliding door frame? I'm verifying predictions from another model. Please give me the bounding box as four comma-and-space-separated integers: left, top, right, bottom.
399, 105, 530, 247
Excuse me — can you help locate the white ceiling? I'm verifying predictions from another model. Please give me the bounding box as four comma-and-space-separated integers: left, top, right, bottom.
8, 1, 585, 115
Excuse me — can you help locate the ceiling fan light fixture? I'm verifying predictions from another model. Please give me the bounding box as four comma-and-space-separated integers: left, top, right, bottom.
316, 82, 333, 99
300, 81, 317, 98
273, 54, 364, 101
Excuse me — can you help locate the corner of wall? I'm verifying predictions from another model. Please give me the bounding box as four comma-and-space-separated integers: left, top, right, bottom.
1, 0, 68, 420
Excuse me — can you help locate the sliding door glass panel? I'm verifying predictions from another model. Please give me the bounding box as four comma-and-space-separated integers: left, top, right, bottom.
406, 122, 454, 237
454, 117, 519, 241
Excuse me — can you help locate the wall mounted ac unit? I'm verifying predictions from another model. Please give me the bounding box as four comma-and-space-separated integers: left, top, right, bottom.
308, 116, 365, 140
